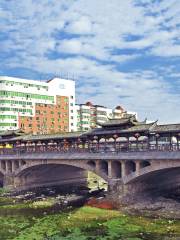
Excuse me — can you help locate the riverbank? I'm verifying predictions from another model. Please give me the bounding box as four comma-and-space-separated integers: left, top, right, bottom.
1, 191, 180, 240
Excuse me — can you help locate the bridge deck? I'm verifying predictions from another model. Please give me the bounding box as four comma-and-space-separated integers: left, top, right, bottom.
1, 151, 180, 161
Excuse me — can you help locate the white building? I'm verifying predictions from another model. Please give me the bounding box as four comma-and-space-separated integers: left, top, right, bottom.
76, 102, 113, 131
0, 76, 76, 133
76, 103, 138, 132
113, 105, 137, 119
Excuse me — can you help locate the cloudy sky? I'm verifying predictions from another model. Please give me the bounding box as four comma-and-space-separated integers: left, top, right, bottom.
0, 0, 179, 123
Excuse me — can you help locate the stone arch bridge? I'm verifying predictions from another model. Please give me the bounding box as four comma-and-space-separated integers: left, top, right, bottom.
1, 114, 180, 200
0, 151, 180, 200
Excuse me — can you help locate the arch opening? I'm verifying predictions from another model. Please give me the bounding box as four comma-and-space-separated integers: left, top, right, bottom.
125, 161, 136, 175
15, 164, 88, 191
140, 161, 151, 169
127, 167, 180, 201
87, 161, 96, 169
15, 162, 108, 192
112, 161, 121, 178
100, 161, 108, 176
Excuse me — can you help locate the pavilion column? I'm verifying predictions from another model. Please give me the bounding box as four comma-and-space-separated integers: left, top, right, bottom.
135, 133, 140, 151
127, 137, 130, 151
177, 135, 180, 150
97, 139, 100, 152
105, 138, 107, 152
155, 133, 160, 150
113, 134, 118, 152
71, 140, 75, 151
147, 134, 150, 151
87, 140, 91, 152
169, 133, 172, 151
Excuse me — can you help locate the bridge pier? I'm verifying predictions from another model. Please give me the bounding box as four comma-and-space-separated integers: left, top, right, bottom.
108, 161, 112, 178
107, 179, 150, 204
3, 174, 15, 190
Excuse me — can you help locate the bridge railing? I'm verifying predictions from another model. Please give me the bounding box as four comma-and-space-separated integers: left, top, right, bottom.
0, 143, 179, 155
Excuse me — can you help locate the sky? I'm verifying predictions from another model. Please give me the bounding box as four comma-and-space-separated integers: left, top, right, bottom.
0, 0, 179, 123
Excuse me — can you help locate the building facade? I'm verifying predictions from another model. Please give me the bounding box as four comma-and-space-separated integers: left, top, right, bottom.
76, 103, 137, 132
113, 105, 137, 119
0, 76, 76, 134
76, 102, 113, 131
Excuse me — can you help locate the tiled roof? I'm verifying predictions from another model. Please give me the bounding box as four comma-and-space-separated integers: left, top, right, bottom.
1, 122, 180, 143
0, 131, 84, 143
0, 129, 25, 137
85, 122, 156, 136
19, 132, 84, 141
153, 124, 180, 133
98, 115, 138, 127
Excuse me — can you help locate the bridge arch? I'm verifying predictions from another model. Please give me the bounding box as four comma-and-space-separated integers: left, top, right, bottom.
124, 160, 180, 185
14, 159, 109, 190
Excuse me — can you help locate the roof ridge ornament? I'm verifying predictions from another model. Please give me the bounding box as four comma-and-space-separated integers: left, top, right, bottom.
149, 120, 158, 131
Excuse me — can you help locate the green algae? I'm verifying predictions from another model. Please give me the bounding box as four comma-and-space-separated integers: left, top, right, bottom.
0, 194, 180, 240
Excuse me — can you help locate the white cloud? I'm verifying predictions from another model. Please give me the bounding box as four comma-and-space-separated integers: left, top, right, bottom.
0, 0, 180, 123
65, 16, 93, 34
58, 39, 82, 54
151, 44, 180, 57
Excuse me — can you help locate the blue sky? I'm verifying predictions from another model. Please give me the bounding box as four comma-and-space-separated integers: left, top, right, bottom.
0, 0, 180, 123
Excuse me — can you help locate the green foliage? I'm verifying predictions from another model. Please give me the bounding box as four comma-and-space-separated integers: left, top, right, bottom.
0, 195, 180, 240
46, 228, 88, 240
0, 187, 9, 195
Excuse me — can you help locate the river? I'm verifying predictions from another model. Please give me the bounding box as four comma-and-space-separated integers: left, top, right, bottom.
0, 187, 180, 240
